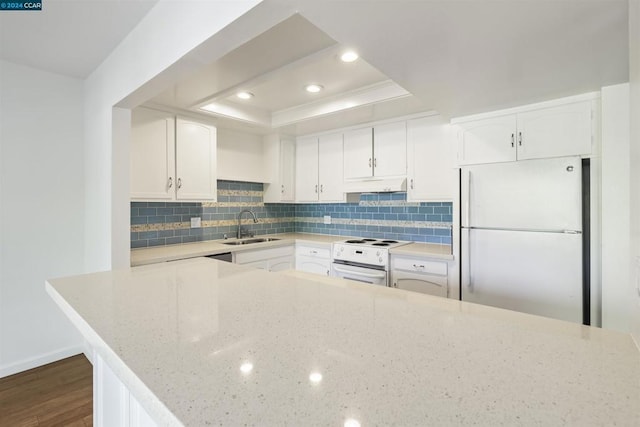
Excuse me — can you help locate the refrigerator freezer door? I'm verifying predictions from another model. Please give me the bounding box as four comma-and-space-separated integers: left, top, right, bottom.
461, 157, 582, 231
461, 228, 582, 323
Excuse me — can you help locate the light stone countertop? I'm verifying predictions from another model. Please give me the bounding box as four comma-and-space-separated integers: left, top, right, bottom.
47, 258, 640, 426
131, 233, 453, 266
389, 242, 454, 260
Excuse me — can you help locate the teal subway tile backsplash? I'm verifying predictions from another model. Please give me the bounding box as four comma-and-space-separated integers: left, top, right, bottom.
131, 180, 452, 248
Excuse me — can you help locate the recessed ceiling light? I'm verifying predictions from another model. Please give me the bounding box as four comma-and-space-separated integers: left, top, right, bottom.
305, 84, 323, 93
236, 91, 254, 100
340, 51, 359, 63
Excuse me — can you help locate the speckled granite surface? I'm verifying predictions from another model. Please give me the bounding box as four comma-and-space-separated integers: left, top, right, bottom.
47, 258, 640, 426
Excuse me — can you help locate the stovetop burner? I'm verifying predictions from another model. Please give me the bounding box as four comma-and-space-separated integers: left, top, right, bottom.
336, 238, 409, 249
332, 238, 411, 269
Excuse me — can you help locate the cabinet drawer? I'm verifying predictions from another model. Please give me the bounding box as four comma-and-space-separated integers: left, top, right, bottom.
295, 245, 330, 259
235, 245, 294, 264
391, 257, 447, 276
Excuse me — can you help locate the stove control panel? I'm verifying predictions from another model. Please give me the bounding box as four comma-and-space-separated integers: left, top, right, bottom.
332, 243, 389, 267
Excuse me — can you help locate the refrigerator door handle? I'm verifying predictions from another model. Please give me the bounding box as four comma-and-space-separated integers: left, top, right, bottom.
463, 170, 471, 227
462, 228, 472, 293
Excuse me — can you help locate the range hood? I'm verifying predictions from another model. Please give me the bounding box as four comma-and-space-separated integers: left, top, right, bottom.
343, 177, 407, 194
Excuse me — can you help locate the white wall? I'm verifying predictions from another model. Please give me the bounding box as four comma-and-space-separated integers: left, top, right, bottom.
217, 128, 265, 182
0, 60, 85, 377
629, 0, 640, 347
601, 84, 631, 332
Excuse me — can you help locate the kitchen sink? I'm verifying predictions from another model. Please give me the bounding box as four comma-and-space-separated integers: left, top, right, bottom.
223, 237, 280, 246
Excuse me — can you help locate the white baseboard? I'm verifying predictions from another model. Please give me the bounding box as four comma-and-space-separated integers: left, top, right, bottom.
0, 345, 85, 378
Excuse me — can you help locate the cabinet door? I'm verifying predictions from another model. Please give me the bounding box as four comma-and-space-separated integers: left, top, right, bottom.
296, 256, 331, 276
391, 270, 448, 298
343, 127, 373, 179
269, 256, 294, 272
280, 138, 296, 202
516, 101, 592, 160
295, 137, 319, 202
318, 133, 345, 202
373, 121, 407, 177
407, 116, 455, 201
239, 259, 269, 270
130, 108, 175, 200
456, 114, 516, 165
176, 118, 217, 201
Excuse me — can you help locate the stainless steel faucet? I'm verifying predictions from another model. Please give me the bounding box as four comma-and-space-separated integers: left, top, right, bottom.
237, 209, 258, 239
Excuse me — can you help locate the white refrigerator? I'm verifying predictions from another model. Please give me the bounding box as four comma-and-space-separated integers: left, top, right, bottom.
461, 156, 585, 324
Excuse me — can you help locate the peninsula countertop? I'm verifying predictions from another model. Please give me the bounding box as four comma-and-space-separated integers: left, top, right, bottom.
47, 258, 640, 426
130, 233, 453, 266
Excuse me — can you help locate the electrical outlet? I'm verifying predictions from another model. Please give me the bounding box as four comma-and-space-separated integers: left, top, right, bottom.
323, 215, 331, 225
190, 217, 201, 228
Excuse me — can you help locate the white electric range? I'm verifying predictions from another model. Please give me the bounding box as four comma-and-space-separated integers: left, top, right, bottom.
331, 238, 410, 286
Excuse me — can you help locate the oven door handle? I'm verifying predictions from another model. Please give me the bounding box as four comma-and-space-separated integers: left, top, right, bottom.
332, 266, 386, 279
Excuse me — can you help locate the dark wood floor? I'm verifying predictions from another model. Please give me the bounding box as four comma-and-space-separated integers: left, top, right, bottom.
0, 354, 93, 427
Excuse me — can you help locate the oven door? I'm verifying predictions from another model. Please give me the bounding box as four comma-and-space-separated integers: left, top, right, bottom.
330, 262, 388, 286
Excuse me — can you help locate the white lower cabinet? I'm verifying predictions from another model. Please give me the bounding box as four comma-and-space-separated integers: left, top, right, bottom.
234, 245, 294, 272
295, 244, 331, 276
390, 255, 449, 298
94, 353, 158, 427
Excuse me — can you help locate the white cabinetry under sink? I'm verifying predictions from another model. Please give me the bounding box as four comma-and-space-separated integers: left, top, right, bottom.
295, 133, 345, 202
234, 245, 295, 272
453, 95, 596, 166
131, 108, 217, 202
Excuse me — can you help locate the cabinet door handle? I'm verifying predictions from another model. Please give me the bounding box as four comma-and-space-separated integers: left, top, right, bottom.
281, 184, 285, 194
374, 158, 377, 168
410, 179, 414, 190
320, 184, 323, 193
393, 282, 397, 288
369, 158, 372, 167
177, 178, 182, 189
315, 184, 318, 193
168, 177, 173, 188
518, 132, 522, 146
511, 133, 514, 147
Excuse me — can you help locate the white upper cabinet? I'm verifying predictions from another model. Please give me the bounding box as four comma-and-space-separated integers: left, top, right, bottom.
454, 97, 595, 165
295, 133, 345, 203
263, 135, 295, 203
456, 115, 517, 165
516, 101, 592, 161
343, 122, 407, 180
175, 118, 217, 201
373, 121, 407, 177
131, 108, 175, 200
318, 133, 345, 202
131, 109, 217, 202
343, 127, 373, 180
406, 116, 455, 201
295, 136, 320, 202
